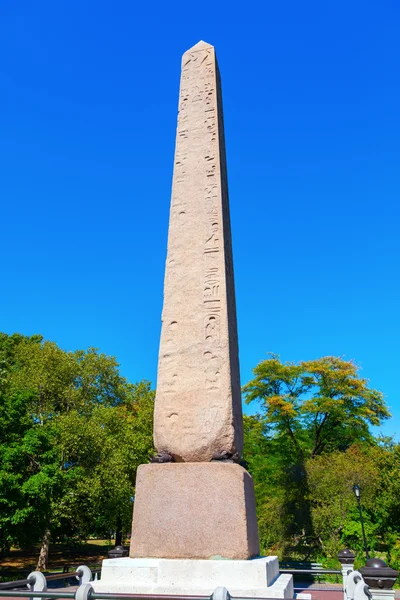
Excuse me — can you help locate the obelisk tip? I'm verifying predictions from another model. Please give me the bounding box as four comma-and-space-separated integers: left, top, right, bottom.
183, 40, 214, 54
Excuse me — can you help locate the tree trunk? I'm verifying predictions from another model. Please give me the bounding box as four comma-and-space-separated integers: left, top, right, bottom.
36, 529, 51, 571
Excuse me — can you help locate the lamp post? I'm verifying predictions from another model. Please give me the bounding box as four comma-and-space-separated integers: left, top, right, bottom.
353, 484, 370, 559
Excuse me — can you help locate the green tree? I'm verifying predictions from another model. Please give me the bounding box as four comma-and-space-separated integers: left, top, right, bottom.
363, 439, 400, 569
243, 354, 390, 458
306, 445, 380, 558
243, 414, 294, 553
304, 441, 400, 565
57, 381, 154, 544
0, 333, 43, 552
243, 413, 313, 557
242, 354, 391, 559
0, 333, 154, 569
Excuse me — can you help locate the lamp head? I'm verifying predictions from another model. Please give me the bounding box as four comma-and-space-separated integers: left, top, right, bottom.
353, 484, 361, 499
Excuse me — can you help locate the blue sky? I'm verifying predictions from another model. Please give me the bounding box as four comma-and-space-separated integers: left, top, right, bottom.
1, 1, 399, 438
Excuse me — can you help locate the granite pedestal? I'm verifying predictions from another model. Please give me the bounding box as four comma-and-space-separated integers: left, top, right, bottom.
130, 463, 259, 560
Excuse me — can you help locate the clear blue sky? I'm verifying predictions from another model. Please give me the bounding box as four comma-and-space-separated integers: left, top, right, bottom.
1, 1, 399, 438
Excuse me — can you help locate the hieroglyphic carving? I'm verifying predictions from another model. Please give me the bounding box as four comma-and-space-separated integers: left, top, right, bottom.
201, 62, 223, 433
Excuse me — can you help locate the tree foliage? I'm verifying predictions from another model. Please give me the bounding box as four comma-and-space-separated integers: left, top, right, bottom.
242, 354, 398, 564
243, 354, 390, 458
0, 333, 154, 568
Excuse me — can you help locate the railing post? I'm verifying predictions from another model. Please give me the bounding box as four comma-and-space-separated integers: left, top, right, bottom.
359, 558, 398, 600
338, 548, 356, 600
345, 570, 364, 600
211, 587, 231, 600
27, 571, 47, 600
75, 582, 94, 600
76, 566, 93, 585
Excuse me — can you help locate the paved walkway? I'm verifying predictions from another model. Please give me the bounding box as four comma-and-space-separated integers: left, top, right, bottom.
294, 582, 343, 600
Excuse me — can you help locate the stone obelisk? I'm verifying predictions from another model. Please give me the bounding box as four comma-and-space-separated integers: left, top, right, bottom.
95, 42, 293, 599
154, 40, 243, 462
128, 41, 259, 561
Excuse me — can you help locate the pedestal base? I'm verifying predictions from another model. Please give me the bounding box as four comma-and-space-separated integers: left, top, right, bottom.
130, 463, 259, 560
94, 557, 293, 598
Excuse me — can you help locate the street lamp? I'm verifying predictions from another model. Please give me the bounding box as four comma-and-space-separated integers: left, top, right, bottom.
353, 484, 370, 559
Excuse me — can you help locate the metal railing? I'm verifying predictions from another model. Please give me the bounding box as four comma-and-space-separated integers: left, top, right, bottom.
0, 565, 94, 598
280, 564, 342, 586
0, 579, 36, 591
280, 569, 341, 574
0, 569, 100, 591
0, 562, 384, 600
